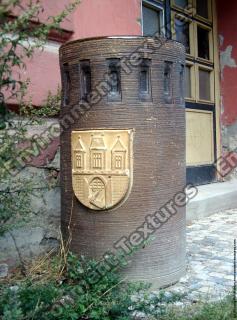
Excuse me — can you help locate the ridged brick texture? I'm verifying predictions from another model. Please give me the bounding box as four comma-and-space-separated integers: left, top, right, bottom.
59, 36, 186, 288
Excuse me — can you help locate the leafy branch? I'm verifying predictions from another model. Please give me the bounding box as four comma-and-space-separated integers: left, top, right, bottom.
0, 0, 79, 236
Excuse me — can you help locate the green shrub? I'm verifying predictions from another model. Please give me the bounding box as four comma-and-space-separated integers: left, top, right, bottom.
161, 295, 235, 320
0, 252, 235, 320
0, 0, 78, 236
0, 253, 183, 320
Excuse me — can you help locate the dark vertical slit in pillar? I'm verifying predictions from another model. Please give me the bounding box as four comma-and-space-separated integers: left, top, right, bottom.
165, 0, 172, 39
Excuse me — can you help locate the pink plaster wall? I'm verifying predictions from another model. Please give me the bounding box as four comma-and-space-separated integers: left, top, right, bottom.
12, 0, 74, 33
72, 0, 142, 39
217, 0, 237, 126
17, 0, 142, 107
23, 49, 61, 106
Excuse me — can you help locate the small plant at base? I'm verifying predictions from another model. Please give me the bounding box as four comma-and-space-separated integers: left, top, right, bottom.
1, 249, 235, 320
21, 86, 61, 118
0, 252, 183, 320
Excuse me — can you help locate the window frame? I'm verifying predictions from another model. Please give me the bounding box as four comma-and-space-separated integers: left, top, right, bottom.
195, 21, 214, 63
75, 154, 82, 168
171, 0, 193, 14
171, 0, 212, 24
171, 12, 195, 58
115, 155, 122, 169
184, 61, 196, 102
196, 63, 215, 104
92, 152, 103, 169
142, 0, 165, 37
194, 0, 212, 25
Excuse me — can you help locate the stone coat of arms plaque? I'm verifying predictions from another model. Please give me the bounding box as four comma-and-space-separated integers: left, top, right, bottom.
71, 129, 133, 210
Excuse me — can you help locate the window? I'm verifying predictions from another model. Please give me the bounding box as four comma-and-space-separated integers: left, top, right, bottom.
180, 64, 185, 104
79, 60, 91, 102
174, 16, 191, 54
196, 0, 209, 20
142, 2, 163, 36
171, 0, 192, 13
63, 63, 70, 106
164, 62, 173, 104
171, 0, 214, 103
139, 59, 152, 101
174, 0, 189, 9
115, 155, 122, 169
198, 67, 212, 101
90, 178, 105, 193
107, 58, 121, 102
171, 0, 218, 182
140, 67, 149, 94
197, 25, 211, 61
75, 154, 82, 168
185, 65, 192, 99
185, 62, 196, 100
93, 153, 102, 169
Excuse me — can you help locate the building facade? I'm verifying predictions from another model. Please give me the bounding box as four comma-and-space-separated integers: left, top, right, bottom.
23, 0, 237, 186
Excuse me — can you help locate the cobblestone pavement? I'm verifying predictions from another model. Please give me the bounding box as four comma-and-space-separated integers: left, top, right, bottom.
163, 208, 237, 303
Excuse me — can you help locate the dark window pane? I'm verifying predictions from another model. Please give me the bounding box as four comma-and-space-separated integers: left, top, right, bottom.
197, 26, 210, 60
196, 0, 209, 19
164, 62, 173, 103
111, 71, 119, 93
174, 0, 188, 9
199, 68, 211, 101
139, 59, 151, 101
175, 18, 190, 54
63, 63, 70, 106
143, 5, 160, 36
108, 61, 120, 94
140, 70, 149, 93
107, 58, 121, 102
80, 60, 91, 102
180, 64, 185, 103
185, 65, 191, 98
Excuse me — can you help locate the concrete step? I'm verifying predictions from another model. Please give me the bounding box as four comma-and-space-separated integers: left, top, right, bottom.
187, 179, 237, 223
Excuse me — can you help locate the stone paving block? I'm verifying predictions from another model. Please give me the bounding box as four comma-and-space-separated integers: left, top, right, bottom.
160, 208, 237, 302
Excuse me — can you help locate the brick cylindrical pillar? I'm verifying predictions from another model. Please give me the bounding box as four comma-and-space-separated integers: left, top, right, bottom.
59, 36, 186, 288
